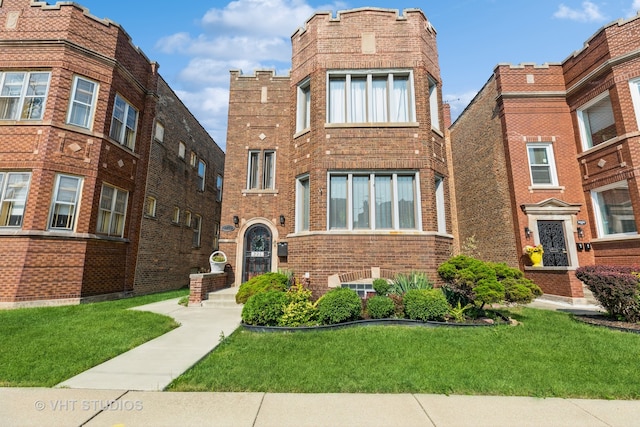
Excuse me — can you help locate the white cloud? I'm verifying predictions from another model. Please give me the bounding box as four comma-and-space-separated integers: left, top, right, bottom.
627, 0, 640, 17
444, 91, 478, 122
553, 1, 606, 22
155, 0, 350, 147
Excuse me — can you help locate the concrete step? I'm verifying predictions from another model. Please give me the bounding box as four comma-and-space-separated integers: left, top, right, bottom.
582, 285, 599, 306
201, 287, 242, 309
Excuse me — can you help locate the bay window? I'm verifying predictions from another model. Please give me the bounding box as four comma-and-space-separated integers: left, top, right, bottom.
110, 94, 138, 150
49, 174, 82, 230
97, 184, 128, 237
296, 175, 310, 232
0, 71, 50, 121
592, 181, 637, 236
328, 172, 419, 231
296, 79, 310, 132
577, 92, 617, 150
67, 76, 98, 128
327, 70, 415, 124
0, 172, 31, 227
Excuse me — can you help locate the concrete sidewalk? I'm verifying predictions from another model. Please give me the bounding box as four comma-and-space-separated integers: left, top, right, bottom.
57, 291, 242, 391
3, 388, 640, 426
5, 293, 636, 426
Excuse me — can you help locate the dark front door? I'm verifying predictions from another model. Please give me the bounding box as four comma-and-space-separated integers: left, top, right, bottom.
243, 224, 272, 283
537, 220, 569, 267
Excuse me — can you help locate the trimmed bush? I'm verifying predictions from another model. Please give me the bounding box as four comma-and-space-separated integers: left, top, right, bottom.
316, 287, 362, 325
404, 289, 449, 321
278, 281, 318, 327
576, 265, 640, 322
372, 278, 391, 296
241, 291, 288, 326
437, 255, 542, 308
388, 293, 405, 317
235, 272, 289, 304
366, 296, 395, 319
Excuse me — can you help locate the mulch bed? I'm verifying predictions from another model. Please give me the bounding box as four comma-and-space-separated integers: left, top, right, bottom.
574, 314, 640, 334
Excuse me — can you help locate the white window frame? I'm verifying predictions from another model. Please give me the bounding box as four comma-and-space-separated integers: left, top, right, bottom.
110, 94, 138, 150
630, 78, 640, 131
296, 174, 310, 232
326, 69, 416, 124
591, 180, 637, 237
197, 159, 206, 192
327, 171, 421, 231
429, 76, 440, 131
97, 183, 128, 238
435, 175, 447, 234
192, 214, 202, 247
247, 150, 275, 190
184, 211, 191, 228
178, 142, 186, 159
526, 143, 559, 187
0, 171, 31, 228
296, 78, 311, 133
48, 174, 82, 231
577, 91, 617, 150
0, 71, 50, 121
190, 151, 197, 167
67, 75, 98, 129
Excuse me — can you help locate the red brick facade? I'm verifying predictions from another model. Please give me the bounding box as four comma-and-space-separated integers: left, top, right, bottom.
0, 0, 223, 306
220, 8, 454, 295
450, 15, 640, 301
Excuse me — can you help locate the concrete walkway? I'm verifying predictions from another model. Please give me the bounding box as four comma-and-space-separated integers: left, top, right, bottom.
4, 292, 639, 426
57, 290, 242, 391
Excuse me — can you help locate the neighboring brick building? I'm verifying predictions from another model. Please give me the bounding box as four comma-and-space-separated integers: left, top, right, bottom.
450, 15, 640, 302
0, 0, 223, 307
220, 8, 454, 296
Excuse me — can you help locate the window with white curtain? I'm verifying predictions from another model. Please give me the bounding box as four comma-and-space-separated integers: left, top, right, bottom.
328, 172, 419, 231
67, 76, 98, 128
0, 172, 31, 227
435, 175, 446, 234
296, 79, 311, 132
577, 92, 617, 150
97, 184, 128, 237
0, 71, 50, 121
327, 70, 414, 124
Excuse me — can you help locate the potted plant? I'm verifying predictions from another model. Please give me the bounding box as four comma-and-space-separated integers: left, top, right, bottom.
524, 244, 544, 267
209, 251, 227, 272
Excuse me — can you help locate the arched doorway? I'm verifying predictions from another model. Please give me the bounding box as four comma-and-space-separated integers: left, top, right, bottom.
242, 224, 272, 282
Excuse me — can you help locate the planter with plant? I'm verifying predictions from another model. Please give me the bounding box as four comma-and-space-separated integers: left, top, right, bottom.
209, 251, 227, 273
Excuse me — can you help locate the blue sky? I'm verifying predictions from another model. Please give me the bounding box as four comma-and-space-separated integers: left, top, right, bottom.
71, 0, 640, 149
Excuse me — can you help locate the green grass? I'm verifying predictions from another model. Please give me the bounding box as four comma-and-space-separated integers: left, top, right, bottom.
168, 307, 640, 399
0, 289, 188, 387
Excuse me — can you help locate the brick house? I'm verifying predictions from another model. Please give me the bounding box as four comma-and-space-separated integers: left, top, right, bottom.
220, 8, 454, 296
450, 15, 640, 302
0, 0, 223, 307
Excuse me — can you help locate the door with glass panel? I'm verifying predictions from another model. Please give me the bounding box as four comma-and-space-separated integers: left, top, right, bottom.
243, 224, 272, 283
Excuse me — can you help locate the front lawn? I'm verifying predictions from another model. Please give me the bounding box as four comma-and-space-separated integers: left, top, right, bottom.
0, 289, 188, 387
168, 307, 640, 399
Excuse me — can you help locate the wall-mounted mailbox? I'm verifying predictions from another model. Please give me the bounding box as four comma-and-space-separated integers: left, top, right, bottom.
277, 242, 288, 257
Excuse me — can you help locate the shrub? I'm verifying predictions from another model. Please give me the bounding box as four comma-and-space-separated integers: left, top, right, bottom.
241, 291, 288, 326
576, 265, 640, 322
366, 296, 395, 319
372, 278, 391, 296
390, 271, 433, 295
403, 289, 449, 321
388, 293, 405, 317
278, 281, 318, 327
235, 272, 289, 304
316, 287, 362, 325
437, 255, 542, 308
